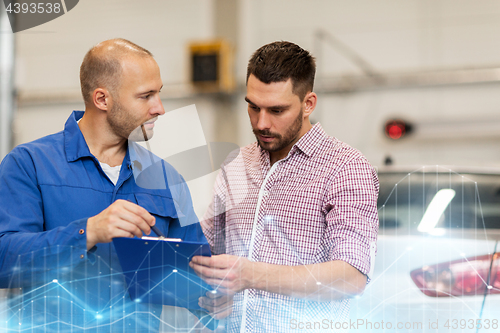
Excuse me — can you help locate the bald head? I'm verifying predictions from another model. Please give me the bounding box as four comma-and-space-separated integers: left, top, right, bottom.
80, 38, 154, 106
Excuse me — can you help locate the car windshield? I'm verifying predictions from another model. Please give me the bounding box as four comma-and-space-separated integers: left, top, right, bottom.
378, 167, 500, 231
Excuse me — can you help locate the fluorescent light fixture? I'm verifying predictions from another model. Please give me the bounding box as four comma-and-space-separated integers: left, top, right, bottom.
417, 189, 456, 233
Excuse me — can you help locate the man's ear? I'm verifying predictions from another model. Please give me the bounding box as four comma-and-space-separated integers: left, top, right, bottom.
92, 88, 111, 112
303, 92, 317, 118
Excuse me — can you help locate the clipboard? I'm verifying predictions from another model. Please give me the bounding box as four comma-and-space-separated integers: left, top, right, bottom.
112, 237, 214, 311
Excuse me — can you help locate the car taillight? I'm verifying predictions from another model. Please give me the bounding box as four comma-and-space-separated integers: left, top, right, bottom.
410, 253, 500, 297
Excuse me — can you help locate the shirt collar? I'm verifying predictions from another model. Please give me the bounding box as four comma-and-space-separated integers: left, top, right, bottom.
64, 111, 94, 162
64, 111, 132, 167
292, 122, 327, 158
258, 122, 327, 162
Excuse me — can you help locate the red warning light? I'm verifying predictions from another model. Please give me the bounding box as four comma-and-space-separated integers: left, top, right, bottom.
385, 120, 412, 140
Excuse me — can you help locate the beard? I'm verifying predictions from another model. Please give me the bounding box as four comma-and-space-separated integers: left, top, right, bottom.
253, 108, 303, 153
107, 99, 154, 142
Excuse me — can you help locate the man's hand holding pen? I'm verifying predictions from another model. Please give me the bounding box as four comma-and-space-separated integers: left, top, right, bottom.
86, 199, 156, 250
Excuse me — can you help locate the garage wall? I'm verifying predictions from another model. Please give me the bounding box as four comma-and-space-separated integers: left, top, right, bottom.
13, 0, 216, 145
16, 0, 214, 91
236, 0, 500, 167
12, 0, 500, 168
241, 0, 500, 73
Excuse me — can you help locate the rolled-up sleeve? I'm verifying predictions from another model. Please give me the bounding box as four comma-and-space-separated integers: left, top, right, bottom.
324, 157, 379, 280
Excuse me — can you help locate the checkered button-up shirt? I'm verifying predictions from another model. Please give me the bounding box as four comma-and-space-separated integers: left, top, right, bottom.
202, 123, 379, 333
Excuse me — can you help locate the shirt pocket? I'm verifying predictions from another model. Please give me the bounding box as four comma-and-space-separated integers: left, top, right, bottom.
134, 192, 178, 220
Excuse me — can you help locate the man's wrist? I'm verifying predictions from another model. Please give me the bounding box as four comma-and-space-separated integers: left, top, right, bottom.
247, 261, 266, 291
85, 216, 97, 250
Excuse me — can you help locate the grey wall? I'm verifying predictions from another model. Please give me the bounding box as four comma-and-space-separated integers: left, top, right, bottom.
236, 0, 500, 167
10, 0, 500, 202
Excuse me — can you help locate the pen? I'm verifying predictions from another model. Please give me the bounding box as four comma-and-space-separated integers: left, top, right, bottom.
151, 224, 166, 238
140, 124, 165, 239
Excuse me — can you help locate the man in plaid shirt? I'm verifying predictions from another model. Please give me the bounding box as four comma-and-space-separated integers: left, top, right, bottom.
191, 41, 379, 332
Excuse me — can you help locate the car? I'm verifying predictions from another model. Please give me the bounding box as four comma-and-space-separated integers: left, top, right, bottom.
350, 165, 500, 333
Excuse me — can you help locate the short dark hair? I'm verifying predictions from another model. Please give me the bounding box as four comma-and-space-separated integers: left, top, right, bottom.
80, 38, 153, 106
246, 41, 316, 101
